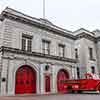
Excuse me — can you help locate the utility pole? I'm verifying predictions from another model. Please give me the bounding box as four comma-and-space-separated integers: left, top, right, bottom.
43, 0, 45, 19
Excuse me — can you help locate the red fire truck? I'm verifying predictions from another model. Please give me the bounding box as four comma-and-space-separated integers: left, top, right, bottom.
63, 73, 100, 93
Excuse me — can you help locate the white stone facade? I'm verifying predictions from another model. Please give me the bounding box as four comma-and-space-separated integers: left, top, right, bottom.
0, 7, 99, 95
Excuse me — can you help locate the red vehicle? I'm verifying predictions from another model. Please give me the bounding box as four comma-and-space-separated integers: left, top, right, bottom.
63, 73, 100, 93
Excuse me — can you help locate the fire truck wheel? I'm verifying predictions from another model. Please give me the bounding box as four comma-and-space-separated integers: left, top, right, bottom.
72, 90, 75, 93
74, 91, 78, 94
72, 90, 78, 94
77, 90, 82, 93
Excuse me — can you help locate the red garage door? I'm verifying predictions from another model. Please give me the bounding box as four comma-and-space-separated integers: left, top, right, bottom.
15, 65, 36, 94
57, 69, 69, 92
45, 75, 50, 92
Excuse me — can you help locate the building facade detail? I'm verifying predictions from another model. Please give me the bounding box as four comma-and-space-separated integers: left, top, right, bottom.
0, 7, 99, 95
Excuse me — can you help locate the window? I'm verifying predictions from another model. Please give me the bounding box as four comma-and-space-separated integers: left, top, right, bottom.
58, 44, 65, 57
77, 67, 80, 79
75, 48, 78, 59
22, 38, 26, 51
22, 34, 32, 52
89, 47, 93, 60
42, 40, 50, 55
27, 39, 32, 52
91, 66, 95, 74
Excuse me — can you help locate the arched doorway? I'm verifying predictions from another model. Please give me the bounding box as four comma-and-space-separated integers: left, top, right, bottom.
57, 69, 69, 92
15, 65, 36, 94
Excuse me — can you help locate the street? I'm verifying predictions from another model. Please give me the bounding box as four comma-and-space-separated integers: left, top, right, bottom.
0, 94, 100, 100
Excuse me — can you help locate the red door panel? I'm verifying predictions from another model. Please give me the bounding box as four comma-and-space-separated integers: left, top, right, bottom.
15, 65, 36, 94
57, 69, 69, 92
45, 75, 50, 92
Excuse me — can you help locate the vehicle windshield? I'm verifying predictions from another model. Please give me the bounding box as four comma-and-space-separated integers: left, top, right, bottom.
85, 73, 99, 79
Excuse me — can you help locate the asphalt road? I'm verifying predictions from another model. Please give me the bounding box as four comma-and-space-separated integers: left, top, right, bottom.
0, 94, 100, 100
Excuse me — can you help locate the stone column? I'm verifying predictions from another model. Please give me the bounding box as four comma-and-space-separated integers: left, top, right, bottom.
7, 59, 15, 95
40, 64, 45, 94
0, 58, 9, 95
51, 65, 57, 93
36, 65, 40, 94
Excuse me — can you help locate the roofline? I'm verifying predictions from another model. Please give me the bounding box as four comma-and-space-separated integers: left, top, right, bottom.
0, 7, 75, 40
73, 28, 95, 35
76, 32, 97, 42
0, 7, 100, 42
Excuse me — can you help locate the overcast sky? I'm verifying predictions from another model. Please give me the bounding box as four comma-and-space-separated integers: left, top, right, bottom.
0, 0, 100, 31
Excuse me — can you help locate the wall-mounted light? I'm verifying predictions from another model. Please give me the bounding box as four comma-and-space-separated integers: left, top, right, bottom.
2, 78, 6, 82
45, 64, 49, 71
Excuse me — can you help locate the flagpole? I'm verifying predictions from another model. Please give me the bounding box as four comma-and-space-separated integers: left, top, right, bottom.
43, 0, 45, 19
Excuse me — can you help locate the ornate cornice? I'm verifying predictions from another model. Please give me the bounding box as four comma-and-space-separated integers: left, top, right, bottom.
0, 8, 100, 43
1, 11, 76, 40
0, 46, 77, 63
1, 12, 98, 42
75, 32, 97, 42
97, 36, 100, 41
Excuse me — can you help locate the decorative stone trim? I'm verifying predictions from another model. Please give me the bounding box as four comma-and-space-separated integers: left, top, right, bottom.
76, 32, 97, 42
0, 46, 77, 63
97, 36, 100, 41
89, 58, 96, 61
22, 33, 33, 39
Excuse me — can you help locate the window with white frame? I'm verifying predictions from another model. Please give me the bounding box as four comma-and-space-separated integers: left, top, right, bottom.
58, 44, 65, 57
22, 34, 32, 52
42, 40, 50, 55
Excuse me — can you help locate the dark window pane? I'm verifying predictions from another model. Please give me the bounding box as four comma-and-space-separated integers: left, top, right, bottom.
91, 66, 95, 74
89, 48, 93, 59
22, 38, 26, 51
77, 67, 80, 79
27, 39, 32, 52
75, 48, 78, 59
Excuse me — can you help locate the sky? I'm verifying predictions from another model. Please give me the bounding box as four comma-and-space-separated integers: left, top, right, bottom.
0, 0, 100, 32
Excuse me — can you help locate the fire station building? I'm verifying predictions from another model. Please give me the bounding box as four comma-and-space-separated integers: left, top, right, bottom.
0, 7, 100, 95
